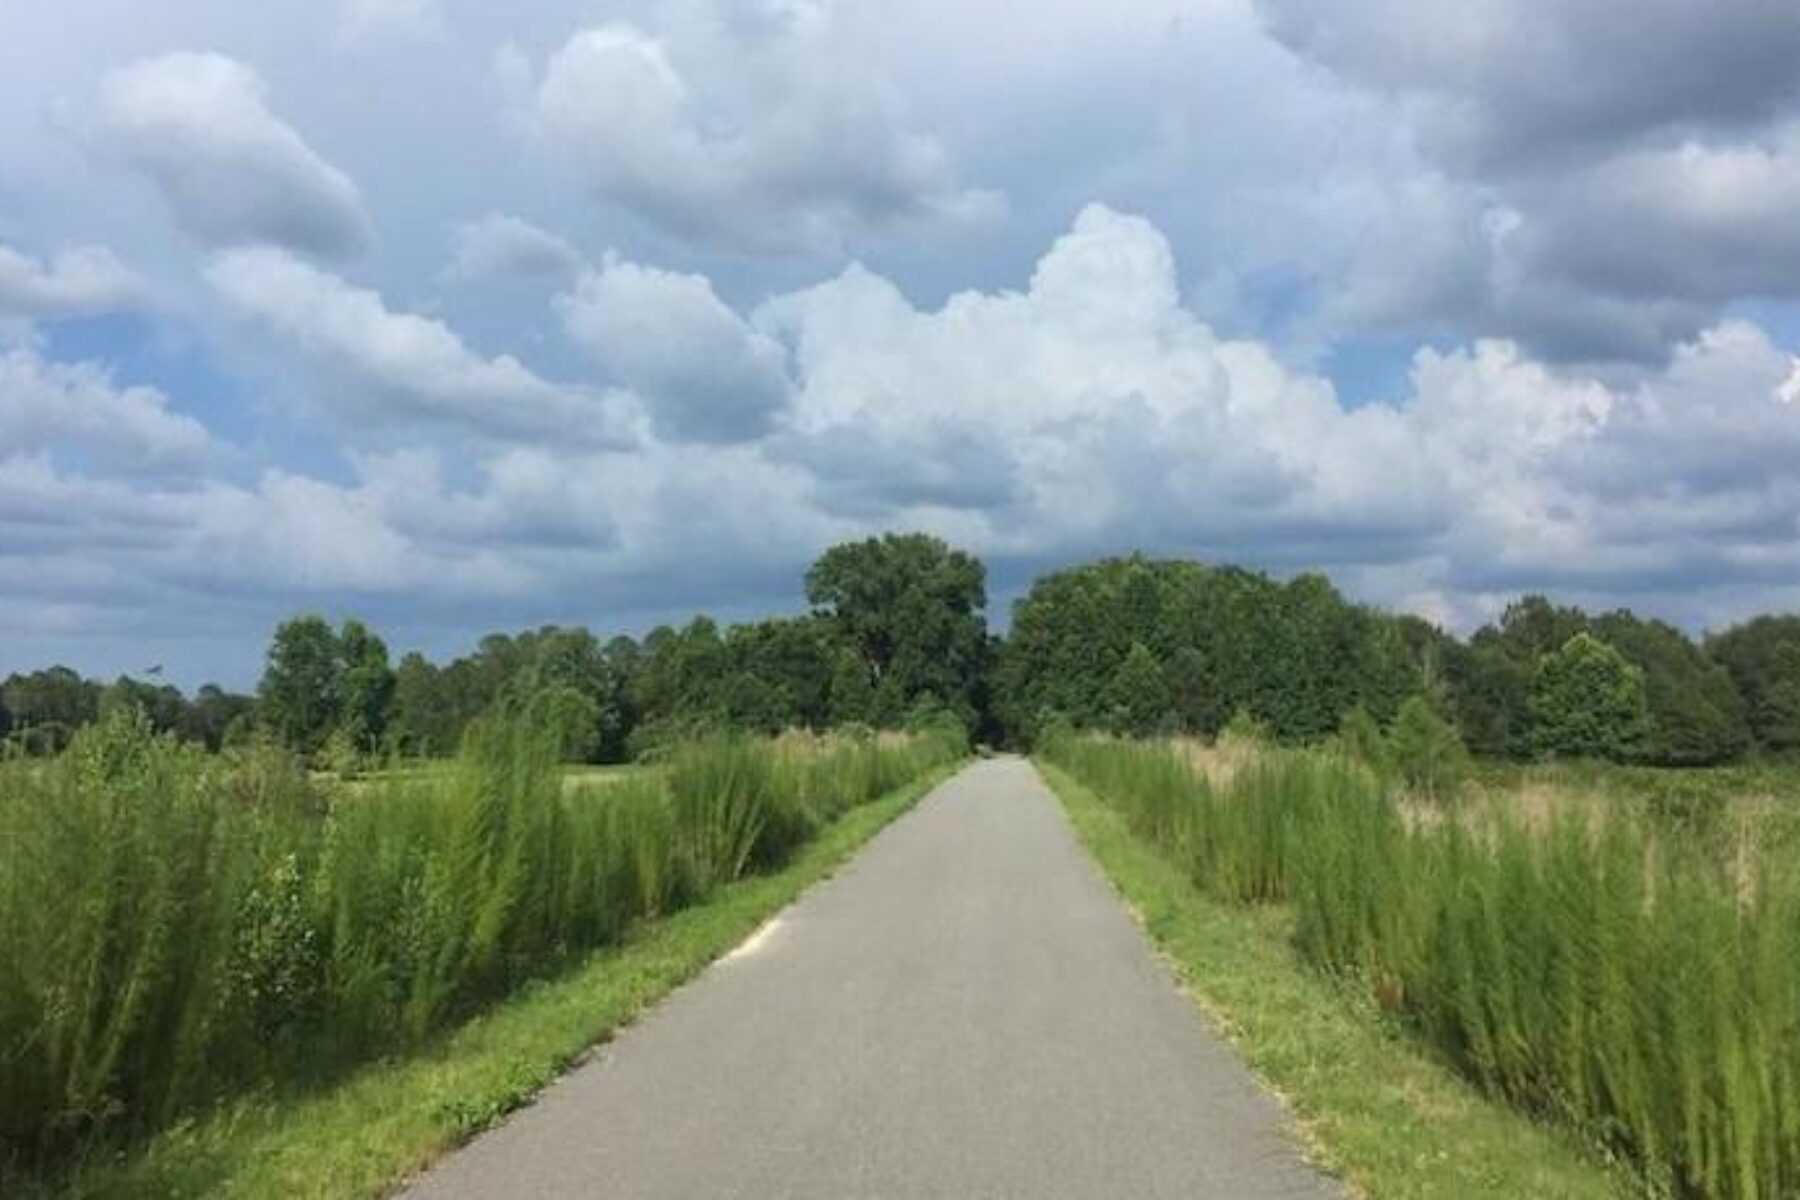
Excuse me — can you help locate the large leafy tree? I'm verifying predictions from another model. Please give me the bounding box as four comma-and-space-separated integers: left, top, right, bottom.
338, 620, 395, 753
182, 683, 255, 751
98, 676, 187, 734
389, 652, 454, 756
805, 533, 988, 727
1106, 643, 1171, 736
1529, 633, 1649, 761
1, 666, 100, 752
258, 615, 344, 754
995, 555, 1422, 745
1590, 611, 1747, 764
1708, 616, 1800, 756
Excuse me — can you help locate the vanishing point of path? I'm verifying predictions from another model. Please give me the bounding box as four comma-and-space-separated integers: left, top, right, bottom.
405, 758, 1340, 1199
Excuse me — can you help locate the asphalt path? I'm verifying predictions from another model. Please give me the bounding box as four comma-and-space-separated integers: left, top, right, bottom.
405, 757, 1340, 1199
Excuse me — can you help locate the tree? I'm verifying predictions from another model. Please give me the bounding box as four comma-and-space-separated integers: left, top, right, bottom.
184, 684, 255, 751
98, 675, 188, 734
1387, 695, 1468, 800
1590, 611, 1747, 764
1166, 645, 1216, 733
1443, 640, 1532, 758
1708, 616, 1800, 756
827, 644, 875, 726
338, 619, 395, 753
258, 615, 343, 755
523, 684, 602, 762
1529, 633, 1649, 761
993, 555, 1428, 746
1105, 643, 1171, 736
806, 533, 987, 727
389, 652, 452, 756
2, 666, 101, 753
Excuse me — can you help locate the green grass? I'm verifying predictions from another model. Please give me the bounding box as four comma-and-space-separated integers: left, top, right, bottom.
1045, 734, 1800, 1199
2, 712, 962, 1179
28, 762, 958, 1199
1038, 761, 1633, 1200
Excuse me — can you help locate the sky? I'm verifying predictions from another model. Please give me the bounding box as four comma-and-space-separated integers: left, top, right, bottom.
4, 0, 1800, 689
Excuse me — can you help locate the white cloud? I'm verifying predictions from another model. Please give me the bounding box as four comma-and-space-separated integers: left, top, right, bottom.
1253, 1, 1800, 359
207, 246, 634, 445
0, 345, 210, 472
524, 7, 1000, 251
80, 52, 371, 258
0, 242, 142, 319
756, 204, 1800, 610
557, 254, 792, 442
1780, 358, 1800, 407
448, 213, 583, 282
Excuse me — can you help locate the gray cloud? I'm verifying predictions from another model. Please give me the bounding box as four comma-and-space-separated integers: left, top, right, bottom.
449, 213, 584, 282
1257, 0, 1800, 168
208, 246, 634, 446
557, 254, 792, 443
1260, 0, 1800, 361
0, 242, 142, 319
80, 52, 372, 258
522, 6, 1001, 252
0, 345, 211, 473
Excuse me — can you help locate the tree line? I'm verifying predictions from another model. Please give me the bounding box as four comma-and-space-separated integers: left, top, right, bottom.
7, 536, 1800, 765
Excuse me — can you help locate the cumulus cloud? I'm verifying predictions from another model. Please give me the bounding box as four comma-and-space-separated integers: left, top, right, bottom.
0, 345, 210, 472
0, 242, 142, 319
753, 204, 1800, 613
1256, 0, 1800, 168
523, 5, 1000, 251
1257, 0, 1800, 360
449, 213, 584, 282
7, 202, 1800, 675
557, 254, 792, 442
207, 246, 634, 445
80, 52, 371, 258
761, 205, 1433, 544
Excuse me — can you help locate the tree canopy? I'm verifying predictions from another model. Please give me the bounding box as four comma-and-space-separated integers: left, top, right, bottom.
9, 533, 1799, 766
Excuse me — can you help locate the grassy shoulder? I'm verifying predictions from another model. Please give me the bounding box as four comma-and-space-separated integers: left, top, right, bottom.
1036, 760, 1636, 1200
42, 762, 961, 1200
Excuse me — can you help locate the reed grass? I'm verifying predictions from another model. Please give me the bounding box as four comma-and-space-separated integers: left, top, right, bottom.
0, 708, 962, 1175
1044, 733, 1800, 1200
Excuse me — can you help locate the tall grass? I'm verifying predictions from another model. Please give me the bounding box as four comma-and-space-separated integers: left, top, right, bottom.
1045, 733, 1800, 1200
0, 709, 962, 1171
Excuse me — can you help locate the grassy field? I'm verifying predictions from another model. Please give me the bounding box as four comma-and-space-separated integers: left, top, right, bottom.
1044, 736, 1800, 1199
1041, 762, 1628, 1198
1, 714, 962, 1188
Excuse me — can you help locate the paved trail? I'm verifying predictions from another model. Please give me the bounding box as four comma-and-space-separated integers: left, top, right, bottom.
406, 758, 1340, 1199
